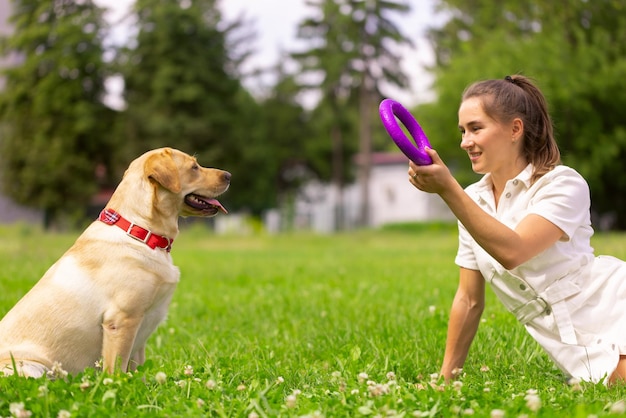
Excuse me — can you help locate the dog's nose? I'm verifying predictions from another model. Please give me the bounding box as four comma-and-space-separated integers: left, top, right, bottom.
223, 171, 232, 183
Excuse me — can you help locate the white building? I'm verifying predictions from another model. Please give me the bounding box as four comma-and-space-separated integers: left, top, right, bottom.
273, 152, 454, 233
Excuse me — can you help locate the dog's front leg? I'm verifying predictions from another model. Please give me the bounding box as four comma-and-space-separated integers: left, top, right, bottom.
129, 345, 146, 371
101, 313, 143, 373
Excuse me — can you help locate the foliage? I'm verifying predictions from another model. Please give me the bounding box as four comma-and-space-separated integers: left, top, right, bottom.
1, 226, 626, 415
419, 0, 626, 227
292, 1, 413, 200
116, 0, 242, 165
0, 0, 116, 228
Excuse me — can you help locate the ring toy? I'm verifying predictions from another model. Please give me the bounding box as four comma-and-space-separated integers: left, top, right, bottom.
379, 99, 432, 165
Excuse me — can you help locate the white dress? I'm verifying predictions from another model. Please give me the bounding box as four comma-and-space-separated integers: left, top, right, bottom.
455, 164, 626, 383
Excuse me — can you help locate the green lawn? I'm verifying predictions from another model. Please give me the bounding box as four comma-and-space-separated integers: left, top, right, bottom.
1, 223, 626, 417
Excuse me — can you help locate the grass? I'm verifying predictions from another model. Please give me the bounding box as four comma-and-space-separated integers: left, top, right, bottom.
1, 222, 626, 417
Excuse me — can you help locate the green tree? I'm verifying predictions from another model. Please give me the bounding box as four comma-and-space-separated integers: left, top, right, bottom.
230, 62, 312, 223
117, 0, 243, 168
293, 0, 412, 228
420, 0, 626, 228
0, 0, 114, 228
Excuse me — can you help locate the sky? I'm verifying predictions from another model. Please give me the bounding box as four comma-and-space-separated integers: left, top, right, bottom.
93, 0, 442, 109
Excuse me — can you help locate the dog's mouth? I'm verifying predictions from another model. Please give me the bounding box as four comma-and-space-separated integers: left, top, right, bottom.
184, 193, 228, 215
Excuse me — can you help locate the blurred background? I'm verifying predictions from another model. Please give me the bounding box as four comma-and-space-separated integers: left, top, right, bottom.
0, 0, 624, 232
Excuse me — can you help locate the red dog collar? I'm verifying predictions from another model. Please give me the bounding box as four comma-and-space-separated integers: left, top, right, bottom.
98, 208, 174, 252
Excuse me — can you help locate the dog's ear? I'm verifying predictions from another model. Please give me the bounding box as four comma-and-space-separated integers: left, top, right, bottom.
145, 149, 182, 193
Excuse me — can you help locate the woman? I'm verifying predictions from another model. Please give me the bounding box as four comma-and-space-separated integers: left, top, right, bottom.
409, 75, 626, 385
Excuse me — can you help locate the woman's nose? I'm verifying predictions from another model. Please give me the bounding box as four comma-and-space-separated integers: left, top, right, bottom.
460, 136, 474, 149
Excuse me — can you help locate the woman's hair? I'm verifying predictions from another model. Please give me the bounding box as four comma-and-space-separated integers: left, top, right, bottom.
461, 75, 561, 183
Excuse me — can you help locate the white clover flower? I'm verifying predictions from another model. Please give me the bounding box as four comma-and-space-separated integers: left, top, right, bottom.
94, 359, 103, 370
79, 380, 91, 391
367, 382, 390, 397
567, 377, 582, 391
155, 371, 167, 384
429, 373, 439, 383
331, 371, 341, 378
57, 410, 71, 418
276, 376, 285, 384
176, 380, 187, 388
37, 385, 48, 397
196, 398, 205, 408
206, 379, 217, 389
490, 410, 505, 418
609, 400, 626, 414
351, 389, 360, 395
480, 365, 490, 372
357, 372, 369, 382
462, 408, 475, 415
47, 362, 68, 380
237, 383, 247, 391
248, 412, 259, 418
429, 305, 436, 314
292, 389, 302, 396
103, 378, 114, 385
285, 394, 297, 408
184, 365, 193, 376
9, 402, 32, 418
386, 371, 396, 380
524, 392, 541, 412
453, 380, 463, 391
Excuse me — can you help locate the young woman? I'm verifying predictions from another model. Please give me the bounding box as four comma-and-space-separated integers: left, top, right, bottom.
408, 75, 626, 385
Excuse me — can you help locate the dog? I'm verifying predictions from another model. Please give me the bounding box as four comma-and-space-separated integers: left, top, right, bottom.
0, 147, 230, 377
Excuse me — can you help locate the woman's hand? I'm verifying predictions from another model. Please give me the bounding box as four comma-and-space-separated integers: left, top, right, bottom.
408, 147, 457, 196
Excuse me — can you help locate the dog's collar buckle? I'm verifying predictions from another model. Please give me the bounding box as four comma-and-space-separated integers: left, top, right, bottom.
98, 208, 174, 252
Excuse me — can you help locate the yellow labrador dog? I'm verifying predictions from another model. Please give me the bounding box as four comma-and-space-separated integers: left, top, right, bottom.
0, 147, 230, 377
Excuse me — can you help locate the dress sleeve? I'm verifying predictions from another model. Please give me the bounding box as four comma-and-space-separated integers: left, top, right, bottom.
455, 219, 480, 269
527, 167, 591, 241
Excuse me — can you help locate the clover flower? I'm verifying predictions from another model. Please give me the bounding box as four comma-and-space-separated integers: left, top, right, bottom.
57, 410, 71, 418
609, 400, 626, 414
9, 402, 32, 418
524, 389, 541, 412
206, 379, 217, 389
285, 394, 297, 409
155, 371, 167, 384
367, 381, 390, 397
184, 365, 193, 376
490, 409, 505, 418
47, 362, 68, 380
37, 385, 48, 397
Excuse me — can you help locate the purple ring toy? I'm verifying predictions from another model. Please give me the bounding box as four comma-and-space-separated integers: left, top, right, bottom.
379, 99, 432, 165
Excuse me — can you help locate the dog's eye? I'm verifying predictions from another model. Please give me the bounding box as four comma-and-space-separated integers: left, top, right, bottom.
191, 164, 199, 170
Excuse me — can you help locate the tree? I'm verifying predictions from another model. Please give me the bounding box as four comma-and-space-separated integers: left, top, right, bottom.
420, 0, 626, 228
293, 0, 412, 228
117, 0, 244, 167
0, 0, 115, 228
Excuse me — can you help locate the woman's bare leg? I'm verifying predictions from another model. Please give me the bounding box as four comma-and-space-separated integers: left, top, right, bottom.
609, 355, 626, 385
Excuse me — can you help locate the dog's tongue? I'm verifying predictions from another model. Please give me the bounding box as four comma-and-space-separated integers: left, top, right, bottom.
208, 199, 228, 214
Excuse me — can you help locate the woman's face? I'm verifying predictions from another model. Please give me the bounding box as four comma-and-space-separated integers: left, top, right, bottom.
458, 96, 523, 176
